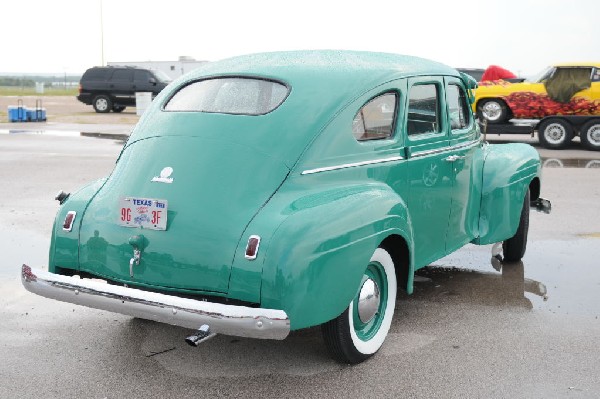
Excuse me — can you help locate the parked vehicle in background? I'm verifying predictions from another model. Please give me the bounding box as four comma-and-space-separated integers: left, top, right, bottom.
77, 66, 171, 113
475, 63, 600, 150
23, 51, 551, 364
457, 66, 523, 83
457, 68, 485, 82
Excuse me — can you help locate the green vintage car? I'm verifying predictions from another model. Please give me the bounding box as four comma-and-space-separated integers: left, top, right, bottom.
21, 51, 550, 364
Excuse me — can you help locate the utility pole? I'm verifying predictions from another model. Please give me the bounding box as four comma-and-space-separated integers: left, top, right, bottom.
100, 0, 105, 66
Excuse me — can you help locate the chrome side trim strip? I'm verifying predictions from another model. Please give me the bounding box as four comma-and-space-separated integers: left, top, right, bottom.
411, 139, 480, 158
21, 265, 290, 340
300, 139, 480, 175
301, 156, 404, 175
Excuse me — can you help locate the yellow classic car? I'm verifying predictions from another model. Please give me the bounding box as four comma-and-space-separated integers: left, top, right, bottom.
474, 63, 600, 150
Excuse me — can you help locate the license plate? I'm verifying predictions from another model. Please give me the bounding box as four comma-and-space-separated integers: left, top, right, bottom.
119, 197, 168, 230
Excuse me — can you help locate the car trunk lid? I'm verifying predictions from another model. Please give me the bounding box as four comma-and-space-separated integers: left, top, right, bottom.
78, 135, 289, 294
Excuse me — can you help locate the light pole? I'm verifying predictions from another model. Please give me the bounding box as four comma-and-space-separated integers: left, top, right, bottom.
100, 0, 105, 66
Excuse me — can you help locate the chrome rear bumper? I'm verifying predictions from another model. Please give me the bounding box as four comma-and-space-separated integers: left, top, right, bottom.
21, 265, 290, 340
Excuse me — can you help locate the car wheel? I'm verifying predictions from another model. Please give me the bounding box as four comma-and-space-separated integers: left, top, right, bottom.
477, 99, 509, 124
322, 247, 397, 364
503, 189, 530, 262
93, 95, 112, 113
113, 105, 126, 113
537, 118, 573, 149
579, 120, 600, 151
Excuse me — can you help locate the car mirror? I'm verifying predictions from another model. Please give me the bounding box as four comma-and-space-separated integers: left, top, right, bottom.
459, 72, 478, 106
149, 77, 157, 85
459, 72, 477, 87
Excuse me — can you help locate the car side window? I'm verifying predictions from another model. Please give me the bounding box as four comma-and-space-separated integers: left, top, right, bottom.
352, 93, 397, 141
407, 84, 440, 135
112, 69, 133, 82
134, 70, 151, 83
85, 68, 109, 80
447, 84, 470, 131
592, 68, 600, 82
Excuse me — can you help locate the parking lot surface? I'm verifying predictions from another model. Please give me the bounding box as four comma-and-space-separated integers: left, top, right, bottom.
1, 107, 600, 398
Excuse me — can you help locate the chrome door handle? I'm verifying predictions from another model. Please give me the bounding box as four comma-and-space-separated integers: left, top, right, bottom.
444, 155, 465, 162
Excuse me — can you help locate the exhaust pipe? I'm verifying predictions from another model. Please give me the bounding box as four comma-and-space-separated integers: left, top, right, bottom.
185, 324, 217, 347
531, 197, 551, 214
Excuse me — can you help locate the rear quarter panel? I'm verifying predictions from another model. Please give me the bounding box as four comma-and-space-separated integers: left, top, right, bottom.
49, 178, 107, 272
250, 177, 413, 331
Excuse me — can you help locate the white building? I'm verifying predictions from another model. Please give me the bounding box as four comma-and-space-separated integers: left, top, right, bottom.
107, 56, 208, 80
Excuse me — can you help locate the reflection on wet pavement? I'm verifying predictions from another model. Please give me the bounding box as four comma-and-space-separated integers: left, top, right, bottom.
422, 239, 600, 317
413, 261, 547, 310
542, 158, 600, 168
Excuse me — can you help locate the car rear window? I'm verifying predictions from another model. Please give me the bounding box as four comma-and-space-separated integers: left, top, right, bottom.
164, 77, 289, 115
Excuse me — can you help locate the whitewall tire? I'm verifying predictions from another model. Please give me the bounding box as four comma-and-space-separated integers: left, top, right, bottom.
322, 247, 397, 364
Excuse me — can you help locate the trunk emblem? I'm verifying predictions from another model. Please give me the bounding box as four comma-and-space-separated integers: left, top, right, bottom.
151, 167, 174, 184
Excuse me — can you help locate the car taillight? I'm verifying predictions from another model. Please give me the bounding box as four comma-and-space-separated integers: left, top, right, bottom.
245, 235, 261, 260
62, 211, 77, 232
78, 84, 82, 94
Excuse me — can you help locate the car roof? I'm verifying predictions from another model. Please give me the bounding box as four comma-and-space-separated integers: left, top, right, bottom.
182, 50, 459, 89
134, 51, 461, 168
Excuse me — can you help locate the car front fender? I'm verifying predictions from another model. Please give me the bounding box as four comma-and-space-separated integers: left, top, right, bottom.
475, 143, 541, 245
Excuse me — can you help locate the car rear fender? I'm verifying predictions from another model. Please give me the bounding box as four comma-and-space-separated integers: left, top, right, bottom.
49, 178, 108, 273
474, 143, 541, 245
252, 183, 414, 331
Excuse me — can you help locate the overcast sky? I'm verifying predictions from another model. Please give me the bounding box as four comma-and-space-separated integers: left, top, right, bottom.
2, 0, 599, 77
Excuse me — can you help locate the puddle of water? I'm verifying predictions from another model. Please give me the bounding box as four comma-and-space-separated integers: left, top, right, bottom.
0, 129, 83, 137
542, 158, 600, 169
0, 129, 128, 141
424, 240, 600, 316
0, 223, 49, 280
413, 262, 546, 310
577, 232, 600, 238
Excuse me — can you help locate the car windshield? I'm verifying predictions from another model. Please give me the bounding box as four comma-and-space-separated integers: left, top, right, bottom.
527, 66, 554, 83
153, 70, 172, 83
164, 77, 289, 115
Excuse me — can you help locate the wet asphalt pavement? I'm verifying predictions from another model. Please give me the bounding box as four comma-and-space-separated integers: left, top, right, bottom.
1, 131, 600, 398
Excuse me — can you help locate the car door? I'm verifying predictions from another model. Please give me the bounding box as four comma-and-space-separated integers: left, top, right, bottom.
444, 77, 483, 253
404, 77, 453, 268
110, 69, 135, 105
133, 69, 156, 94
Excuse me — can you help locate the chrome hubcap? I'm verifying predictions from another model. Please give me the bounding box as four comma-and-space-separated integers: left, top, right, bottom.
96, 99, 108, 111
588, 125, 600, 145
482, 102, 502, 121
544, 123, 566, 144
357, 278, 380, 323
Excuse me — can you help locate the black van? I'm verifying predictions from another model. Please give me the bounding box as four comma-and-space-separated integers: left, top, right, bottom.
77, 66, 171, 113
